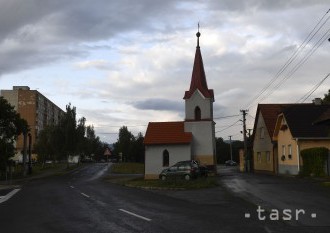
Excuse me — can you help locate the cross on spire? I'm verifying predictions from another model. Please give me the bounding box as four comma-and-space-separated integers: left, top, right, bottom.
196, 22, 201, 48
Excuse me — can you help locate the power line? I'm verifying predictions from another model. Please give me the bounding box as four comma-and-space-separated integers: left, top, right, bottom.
259, 27, 330, 103
244, 9, 330, 109
214, 114, 241, 120
296, 73, 330, 103
215, 120, 241, 133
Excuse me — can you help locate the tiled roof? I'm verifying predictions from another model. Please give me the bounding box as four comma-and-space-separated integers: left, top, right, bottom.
143, 121, 192, 145
283, 104, 330, 138
314, 108, 330, 125
183, 46, 214, 100
253, 104, 294, 139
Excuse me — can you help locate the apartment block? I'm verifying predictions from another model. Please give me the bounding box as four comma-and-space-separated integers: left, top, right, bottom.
1, 86, 64, 155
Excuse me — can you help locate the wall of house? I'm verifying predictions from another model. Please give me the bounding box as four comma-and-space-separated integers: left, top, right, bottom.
253, 113, 275, 173
185, 90, 213, 120
277, 117, 299, 175
1, 90, 19, 110
184, 121, 216, 166
277, 119, 330, 175
299, 140, 330, 151
144, 144, 191, 179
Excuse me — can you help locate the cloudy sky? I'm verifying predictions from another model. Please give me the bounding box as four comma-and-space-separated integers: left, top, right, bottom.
1, 0, 329, 143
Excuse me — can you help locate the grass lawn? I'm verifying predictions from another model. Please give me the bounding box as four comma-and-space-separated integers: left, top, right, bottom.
125, 177, 218, 190
111, 162, 144, 174
107, 162, 218, 190
322, 181, 330, 187
0, 162, 80, 181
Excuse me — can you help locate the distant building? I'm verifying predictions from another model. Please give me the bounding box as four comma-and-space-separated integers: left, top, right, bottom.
1, 86, 64, 159
144, 30, 216, 179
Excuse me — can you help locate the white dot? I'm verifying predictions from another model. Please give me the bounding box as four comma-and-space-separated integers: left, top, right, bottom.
311, 213, 317, 218
245, 213, 251, 218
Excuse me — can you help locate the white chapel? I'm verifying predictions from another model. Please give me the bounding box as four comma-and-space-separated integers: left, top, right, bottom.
144, 29, 216, 179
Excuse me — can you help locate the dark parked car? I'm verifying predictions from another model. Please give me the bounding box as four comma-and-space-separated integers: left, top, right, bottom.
174, 160, 208, 177
225, 160, 237, 166
159, 162, 199, 181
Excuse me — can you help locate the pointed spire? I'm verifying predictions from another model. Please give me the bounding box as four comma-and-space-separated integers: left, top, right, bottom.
184, 26, 214, 100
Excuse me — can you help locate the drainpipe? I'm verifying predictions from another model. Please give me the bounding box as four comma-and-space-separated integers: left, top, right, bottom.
296, 138, 300, 173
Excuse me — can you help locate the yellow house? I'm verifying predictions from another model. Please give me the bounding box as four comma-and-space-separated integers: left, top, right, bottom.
273, 103, 330, 175
252, 104, 291, 174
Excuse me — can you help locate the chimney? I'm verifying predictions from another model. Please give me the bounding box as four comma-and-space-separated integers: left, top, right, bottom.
313, 98, 322, 105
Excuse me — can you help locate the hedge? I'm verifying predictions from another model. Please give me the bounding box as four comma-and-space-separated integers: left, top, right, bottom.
301, 147, 329, 177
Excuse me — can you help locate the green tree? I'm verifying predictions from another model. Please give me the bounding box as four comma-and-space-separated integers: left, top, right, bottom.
113, 126, 145, 162
215, 137, 243, 164
76, 117, 87, 159
0, 97, 28, 175
113, 126, 134, 162
34, 125, 55, 164
322, 89, 330, 104
131, 132, 145, 163
59, 104, 78, 162
216, 137, 230, 164
35, 103, 107, 164
85, 125, 103, 160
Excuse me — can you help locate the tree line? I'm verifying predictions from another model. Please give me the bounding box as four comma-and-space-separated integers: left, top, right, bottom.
0, 97, 28, 175
34, 104, 105, 163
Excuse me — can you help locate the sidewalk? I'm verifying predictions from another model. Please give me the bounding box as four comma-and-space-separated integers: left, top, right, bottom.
0, 164, 82, 191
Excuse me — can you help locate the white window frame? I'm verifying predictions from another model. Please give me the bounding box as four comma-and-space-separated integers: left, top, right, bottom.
288, 144, 292, 159
260, 127, 265, 139
257, 152, 261, 163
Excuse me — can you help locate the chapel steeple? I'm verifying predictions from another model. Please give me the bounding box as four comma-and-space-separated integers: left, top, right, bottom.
183, 26, 214, 100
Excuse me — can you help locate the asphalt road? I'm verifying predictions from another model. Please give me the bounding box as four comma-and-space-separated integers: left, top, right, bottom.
0, 163, 329, 233
220, 166, 330, 231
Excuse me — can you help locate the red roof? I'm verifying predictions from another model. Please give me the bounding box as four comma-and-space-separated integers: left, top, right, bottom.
252, 103, 316, 140
143, 121, 192, 145
183, 42, 214, 100
252, 104, 292, 140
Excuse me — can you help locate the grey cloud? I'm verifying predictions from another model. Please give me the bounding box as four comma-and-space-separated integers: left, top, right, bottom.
131, 98, 184, 112
0, 0, 182, 76
208, 0, 326, 12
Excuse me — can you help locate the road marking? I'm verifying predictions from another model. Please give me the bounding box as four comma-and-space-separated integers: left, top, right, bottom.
119, 209, 152, 222
0, 189, 21, 204
81, 192, 90, 198
70, 186, 75, 189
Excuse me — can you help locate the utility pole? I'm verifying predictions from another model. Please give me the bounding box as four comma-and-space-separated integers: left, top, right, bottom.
240, 109, 249, 172
229, 136, 233, 161
247, 129, 253, 138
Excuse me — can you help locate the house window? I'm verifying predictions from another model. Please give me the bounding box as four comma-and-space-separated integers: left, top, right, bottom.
163, 150, 169, 167
257, 152, 261, 163
266, 151, 270, 163
260, 127, 265, 139
194, 106, 201, 121
288, 144, 292, 159
281, 145, 286, 161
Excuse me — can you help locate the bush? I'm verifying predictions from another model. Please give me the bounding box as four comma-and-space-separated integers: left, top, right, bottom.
301, 147, 329, 177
